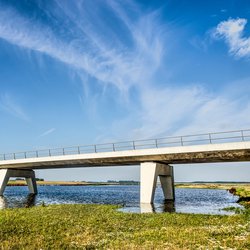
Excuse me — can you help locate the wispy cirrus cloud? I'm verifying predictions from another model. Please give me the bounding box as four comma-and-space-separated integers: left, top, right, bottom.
0, 1, 164, 94
106, 82, 250, 141
38, 128, 56, 138
0, 1, 250, 142
0, 93, 30, 121
212, 17, 250, 58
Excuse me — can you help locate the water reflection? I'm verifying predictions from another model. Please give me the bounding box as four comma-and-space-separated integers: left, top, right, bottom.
0, 196, 7, 209
139, 201, 175, 213
24, 194, 37, 208
140, 203, 156, 213
0, 194, 36, 209
162, 201, 175, 213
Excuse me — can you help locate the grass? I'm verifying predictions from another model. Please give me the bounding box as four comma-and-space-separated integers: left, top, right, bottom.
235, 187, 250, 199
1, 184, 250, 249
0, 204, 250, 249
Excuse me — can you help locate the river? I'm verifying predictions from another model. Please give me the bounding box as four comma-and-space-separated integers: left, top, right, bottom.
0, 185, 242, 215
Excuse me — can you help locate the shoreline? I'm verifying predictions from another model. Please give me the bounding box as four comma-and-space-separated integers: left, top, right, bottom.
175, 183, 250, 203
7, 180, 119, 186
8, 180, 250, 187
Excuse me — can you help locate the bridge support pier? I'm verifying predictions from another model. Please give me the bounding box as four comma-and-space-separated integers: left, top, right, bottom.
140, 162, 175, 204
0, 169, 37, 196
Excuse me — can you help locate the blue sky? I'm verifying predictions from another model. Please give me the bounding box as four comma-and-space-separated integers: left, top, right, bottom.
0, 0, 250, 181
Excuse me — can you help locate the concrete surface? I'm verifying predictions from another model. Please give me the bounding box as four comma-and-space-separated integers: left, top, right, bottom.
0, 169, 37, 196
0, 141, 250, 170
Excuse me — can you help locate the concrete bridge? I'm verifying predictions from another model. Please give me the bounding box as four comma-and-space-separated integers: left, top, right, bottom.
0, 129, 250, 203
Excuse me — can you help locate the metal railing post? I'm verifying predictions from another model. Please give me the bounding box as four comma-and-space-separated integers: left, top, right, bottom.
180, 137, 183, 146
2, 128, 250, 161
209, 134, 212, 144
241, 130, 245, 141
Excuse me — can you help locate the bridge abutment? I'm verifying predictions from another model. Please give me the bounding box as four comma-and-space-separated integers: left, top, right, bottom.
0, 169, 37, 196
140, 162, 175, 203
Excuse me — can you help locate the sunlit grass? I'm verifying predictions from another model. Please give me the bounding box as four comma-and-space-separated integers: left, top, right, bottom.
1, 184, 250, 249
0, 203, 250, 249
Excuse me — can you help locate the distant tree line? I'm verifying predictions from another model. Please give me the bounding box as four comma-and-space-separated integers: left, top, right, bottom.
15, 177, 44, 181
107, 180, 139, 185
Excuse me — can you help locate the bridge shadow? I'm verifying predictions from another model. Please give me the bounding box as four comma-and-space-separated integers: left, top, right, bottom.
0, 194, 37, 209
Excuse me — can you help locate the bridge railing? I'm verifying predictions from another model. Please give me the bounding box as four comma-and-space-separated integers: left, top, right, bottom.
1, 129, 250, 161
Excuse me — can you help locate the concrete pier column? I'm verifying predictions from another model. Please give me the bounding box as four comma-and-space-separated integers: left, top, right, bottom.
140, 162, 174, 203
159, 165, 175, 201
25, 176, 38, 194
0, 169, 37, 196
0, 170, 9, 196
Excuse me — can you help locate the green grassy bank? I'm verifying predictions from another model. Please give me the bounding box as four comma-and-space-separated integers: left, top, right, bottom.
1, 185, 250, 249
0, 203, 250, 249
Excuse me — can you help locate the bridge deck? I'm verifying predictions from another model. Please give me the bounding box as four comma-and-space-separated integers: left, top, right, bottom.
1, 141, 250, 170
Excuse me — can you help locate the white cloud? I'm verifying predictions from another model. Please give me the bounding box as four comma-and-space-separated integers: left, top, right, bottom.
0, 2, 250, 143
127, 84, 250, 139
132, 85, 206, 138
38, 128, 56, 137
0, 93, 30, 121
98, 79, 250, 143
213, 18, 250, 58
0, 2, 164, 94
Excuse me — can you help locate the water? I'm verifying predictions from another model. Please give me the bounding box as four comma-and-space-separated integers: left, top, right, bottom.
0, 185, 242, 215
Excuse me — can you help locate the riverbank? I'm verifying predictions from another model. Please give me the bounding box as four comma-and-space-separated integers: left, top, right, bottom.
8, 180, 250, 188
7, 180, 117, 186
175, 182, 250, 192
176, 183, 250, 206
0, 203, 249, 249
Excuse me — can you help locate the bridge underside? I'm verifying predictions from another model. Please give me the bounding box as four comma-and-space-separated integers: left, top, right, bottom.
0, 148, 250, 170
